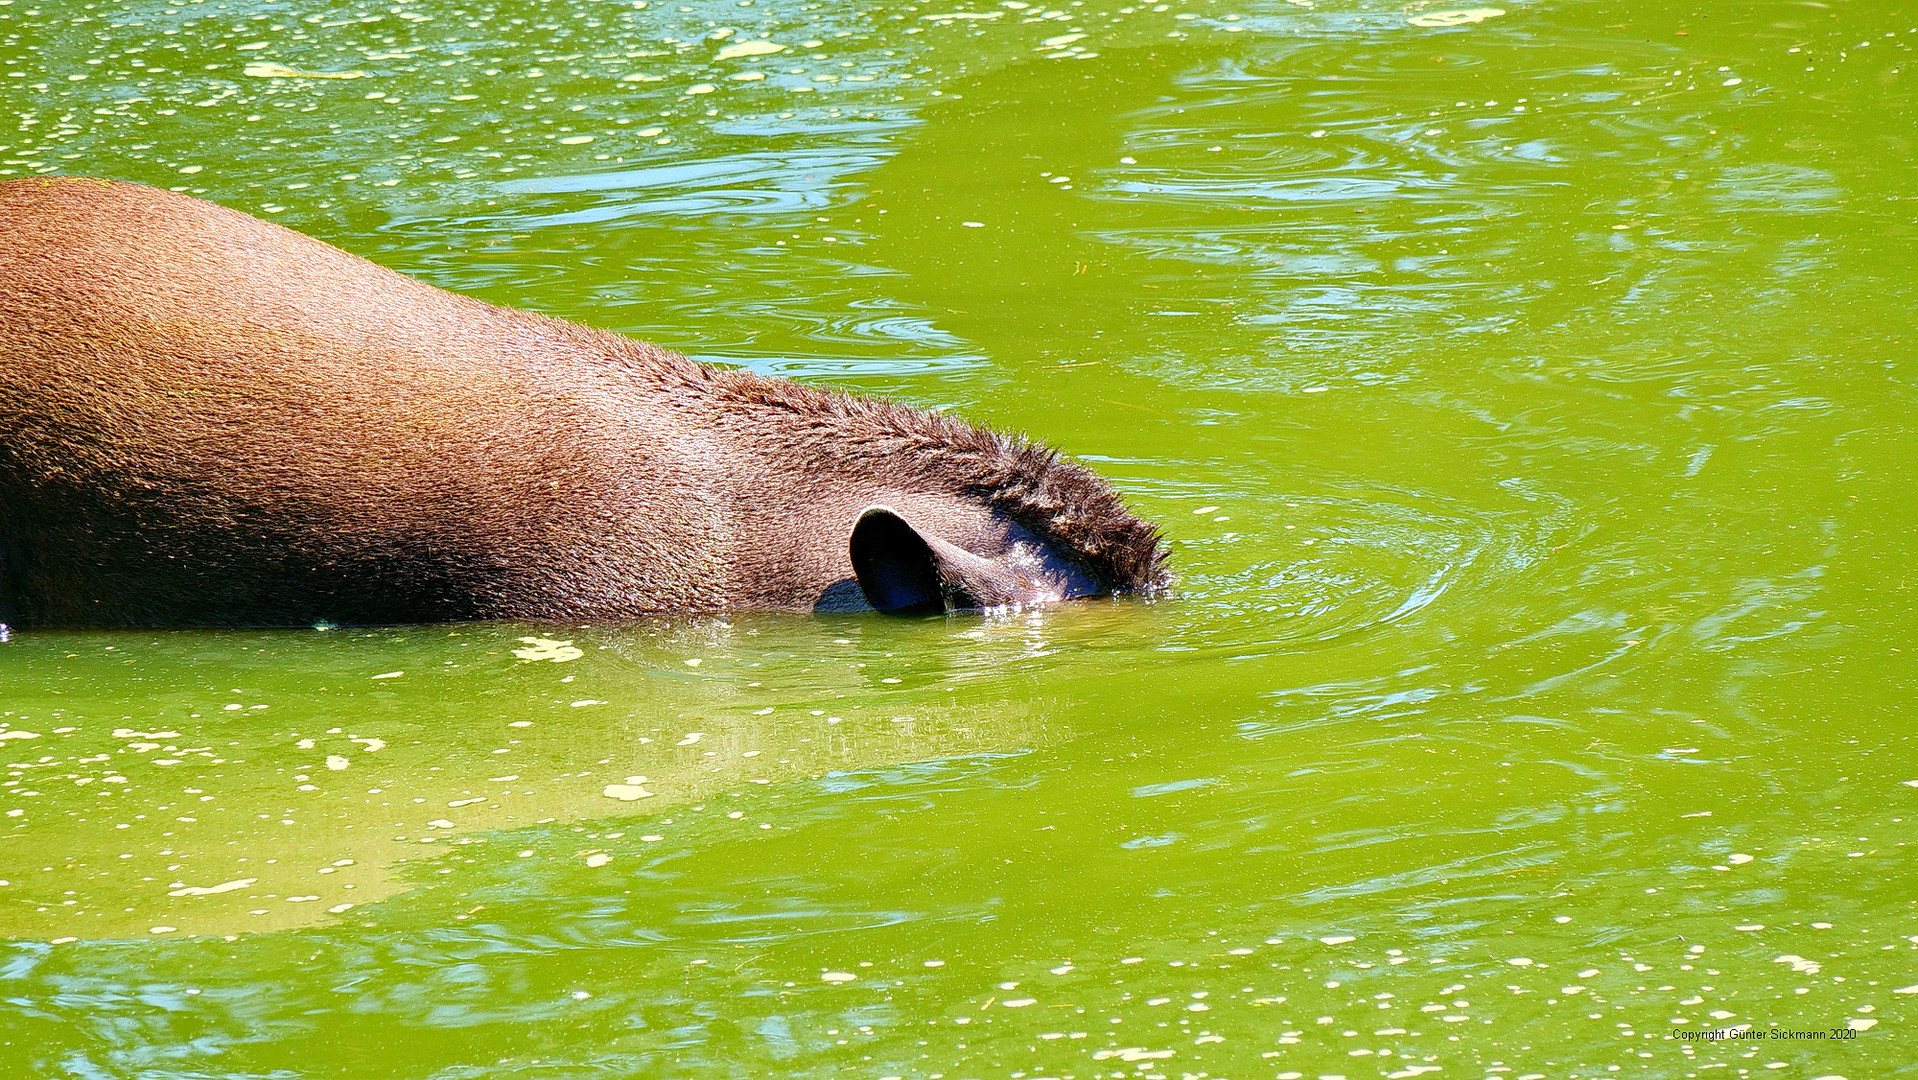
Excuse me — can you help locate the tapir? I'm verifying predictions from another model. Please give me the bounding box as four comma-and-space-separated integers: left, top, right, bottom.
0, 177, 1167, 628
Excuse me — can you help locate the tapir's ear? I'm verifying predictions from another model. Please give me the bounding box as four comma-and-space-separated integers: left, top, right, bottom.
851, 506, 1035, 614
849, 507, 946, 614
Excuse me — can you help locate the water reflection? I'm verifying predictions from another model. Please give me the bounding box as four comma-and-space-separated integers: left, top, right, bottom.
497, 144, 894, 221
0, 618, 1086, 940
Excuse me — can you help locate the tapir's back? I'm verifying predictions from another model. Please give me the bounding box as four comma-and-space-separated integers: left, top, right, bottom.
0, 178, 722, 625
0, 177, 650, 397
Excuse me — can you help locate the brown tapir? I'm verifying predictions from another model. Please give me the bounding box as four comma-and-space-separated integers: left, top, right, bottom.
0, 177, 1167, 628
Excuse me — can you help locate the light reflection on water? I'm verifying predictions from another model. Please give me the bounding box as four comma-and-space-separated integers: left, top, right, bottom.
495, 144, 895, 217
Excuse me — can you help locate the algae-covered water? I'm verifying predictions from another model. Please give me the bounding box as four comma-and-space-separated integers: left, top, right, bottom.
2, 0, 1915, 1077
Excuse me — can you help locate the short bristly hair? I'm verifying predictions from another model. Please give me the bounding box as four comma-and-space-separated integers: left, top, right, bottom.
683, 355, 1171, 595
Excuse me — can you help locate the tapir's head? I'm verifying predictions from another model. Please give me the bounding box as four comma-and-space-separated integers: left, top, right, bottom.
839, 457, 1169, 616
763, 386, 1170, 616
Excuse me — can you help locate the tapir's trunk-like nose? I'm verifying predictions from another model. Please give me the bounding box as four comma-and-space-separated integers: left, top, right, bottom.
0, 177, 1168, 628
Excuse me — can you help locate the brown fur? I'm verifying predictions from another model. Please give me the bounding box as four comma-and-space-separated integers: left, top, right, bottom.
0, 177, 1166, 628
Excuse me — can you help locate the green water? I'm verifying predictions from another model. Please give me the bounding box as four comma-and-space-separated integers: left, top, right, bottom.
2, 0, 1915, 1076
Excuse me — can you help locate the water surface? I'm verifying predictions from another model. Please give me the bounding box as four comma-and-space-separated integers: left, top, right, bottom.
1, 0, 1914, 1076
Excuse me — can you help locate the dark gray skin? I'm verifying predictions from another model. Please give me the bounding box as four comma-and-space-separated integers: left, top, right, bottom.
0, 178, 1167, 629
